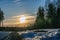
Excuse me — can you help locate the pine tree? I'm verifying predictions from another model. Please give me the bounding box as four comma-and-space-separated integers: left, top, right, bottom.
35, 7, 45, 29
0, 8, 4, 27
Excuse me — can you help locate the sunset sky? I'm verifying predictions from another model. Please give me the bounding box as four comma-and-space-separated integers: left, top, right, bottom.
0, 0, 46, 26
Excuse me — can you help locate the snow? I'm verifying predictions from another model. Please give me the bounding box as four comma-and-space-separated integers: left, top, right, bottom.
19, 29, 60, 40
0, 29, 60, 40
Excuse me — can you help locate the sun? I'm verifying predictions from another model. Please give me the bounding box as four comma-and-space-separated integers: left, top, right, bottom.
19, 16, 26, 23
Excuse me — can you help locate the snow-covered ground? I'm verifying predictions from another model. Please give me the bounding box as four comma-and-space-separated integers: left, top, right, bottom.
18, 29, 59, 40
0, 29, 60, 40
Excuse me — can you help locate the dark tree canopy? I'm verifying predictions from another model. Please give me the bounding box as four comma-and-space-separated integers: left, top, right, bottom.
0, 9, 4, 21
0, 8, 4, 27
33, 1, 60, 29
37, 7, 44, 18
34, 7, 45, 29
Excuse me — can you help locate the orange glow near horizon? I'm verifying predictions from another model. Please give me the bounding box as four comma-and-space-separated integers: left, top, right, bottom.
3, 14, 35, 27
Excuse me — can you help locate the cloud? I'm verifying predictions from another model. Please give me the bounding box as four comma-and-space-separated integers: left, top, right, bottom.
13, 0, 21, 2
12, 0, 24, 7
12, 15, 20, 18
13, 0, 22, 4
4, 18, 19, 26
26, 16, 36, 20
12, 14, 36, 20
4, 14, 36, 26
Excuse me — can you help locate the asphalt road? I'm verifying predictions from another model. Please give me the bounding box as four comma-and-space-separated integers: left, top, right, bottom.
0, 32, 22, 40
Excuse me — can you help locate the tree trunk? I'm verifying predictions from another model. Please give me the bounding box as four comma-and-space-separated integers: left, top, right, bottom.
2, 21, 3, 27
0, 22, 1, 27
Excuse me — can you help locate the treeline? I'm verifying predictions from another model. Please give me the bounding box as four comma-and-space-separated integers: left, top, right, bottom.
32, 0, 60, 29
0, 27, 28, 31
